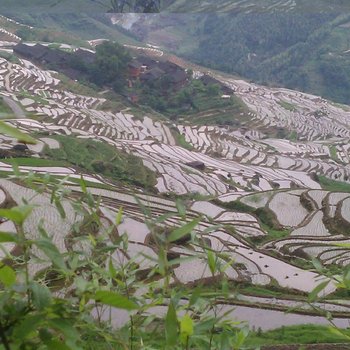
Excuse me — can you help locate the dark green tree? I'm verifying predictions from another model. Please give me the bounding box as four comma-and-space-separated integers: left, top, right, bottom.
89, 41, 131, 91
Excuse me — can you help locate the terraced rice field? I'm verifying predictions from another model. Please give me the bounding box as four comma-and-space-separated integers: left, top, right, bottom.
1, 28, 350, 325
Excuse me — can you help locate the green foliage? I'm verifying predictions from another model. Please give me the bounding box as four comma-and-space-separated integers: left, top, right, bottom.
329, 145, 340, 163
277, 100, 296, 111
317, 175, 350, 192
43, 135, 156, 189
0, 170, 249, 349
0, 121, 36, 144
89, 41, 131, 91
247, 324, 350, 346
139, 78, 243, 123
181, 12, 350, 104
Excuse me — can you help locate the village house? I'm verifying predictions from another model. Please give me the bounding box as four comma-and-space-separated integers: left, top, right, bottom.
128, 60, 143, 79
200, 74, 234, 95
13, 43, 49, 61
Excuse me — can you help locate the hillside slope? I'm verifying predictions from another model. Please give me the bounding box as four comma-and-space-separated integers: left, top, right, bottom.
115, 11, 350, 105
2, 13, 350, 341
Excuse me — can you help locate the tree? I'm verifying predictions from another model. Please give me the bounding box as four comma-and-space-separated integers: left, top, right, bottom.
207, 83, 220, 96
89, 41, 131, 90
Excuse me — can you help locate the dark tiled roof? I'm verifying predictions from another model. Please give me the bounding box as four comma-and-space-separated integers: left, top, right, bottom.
74, 48, 95, 64
168, 69, 187, 84
200, 74, 220, 86
41, 49, 70, 65
141, 67, 165, 81
128, 60, 143, 69
158, 60, 181, 73
14, 43, 49, 60
136, 55, 158, 67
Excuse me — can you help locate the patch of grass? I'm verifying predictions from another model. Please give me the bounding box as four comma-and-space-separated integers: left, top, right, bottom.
329, 145, 340, 163
287, 130, 298, 141
56, 73, 101, 98
216, 199, 255, 213
259, 224, 290, 242
215, 199, 290, 243
247, 324, 350, 347
172, 129, 194, 150
2, 157, 69, 167
43, 135, 156, 190
0, 50, 20, 64
277, 100, 297, 112
18, 90, 50, 106
317, 175, 350, 192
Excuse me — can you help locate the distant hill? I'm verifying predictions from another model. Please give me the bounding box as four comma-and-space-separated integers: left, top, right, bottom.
116, 10, 350, 105
162, 0, 350, 13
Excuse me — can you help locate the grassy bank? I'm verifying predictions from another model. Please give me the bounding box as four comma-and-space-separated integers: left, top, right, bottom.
247, 325, 350, 348
43, 135, 157, 190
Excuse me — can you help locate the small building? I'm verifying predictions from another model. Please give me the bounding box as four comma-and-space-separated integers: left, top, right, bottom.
74, 48, 96, 65
136, 55, 158, 71
168, 69, 188, 90
13, 43, 49, 61
128, 60, 143, 79
158, 60, 181, 74
41, 49, 70, 66
140, 67, 165, 83
186, 161, 205, 171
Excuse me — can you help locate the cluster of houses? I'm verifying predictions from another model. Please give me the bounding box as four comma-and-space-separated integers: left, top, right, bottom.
127, 56, 189, 102
127, 55, 234, 102
13, 43, 95, 80
13, 43, 233, 105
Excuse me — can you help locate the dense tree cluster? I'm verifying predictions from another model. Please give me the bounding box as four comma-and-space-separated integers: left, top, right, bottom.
185, 12, 350, 104
70, 41, 131, 92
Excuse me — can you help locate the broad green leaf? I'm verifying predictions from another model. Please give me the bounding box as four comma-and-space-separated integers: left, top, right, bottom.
79, 176, 87, 194
0, 120, 37, 144
108, 258, 117, 278
35, 239, 67, 271
44, 339, 72, 350
189, 287, 202, 307
0, 205, 34, 225
308, 280, 330, 302
329, 326, 350, 340
11, 161, 21, 177
13, 315, 42, 340
176, 199, 186, 218
206, 249, 216, 275
194, 318, 216, 334
165, 302, 178, 347
49, 318, 82, 349
94, 290, 139, 310
158, 246, 167, 275
334, 242, 350, 248
0, 265, 16, 287
311, 258, 323, 273
168, 218, 200, 243
180, 314, 193, 344
54, 197, 66, 219
31, 282, 52, 310
233, 328, 249, 349
0, 231, 18, 243
115, 207, 123, 226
